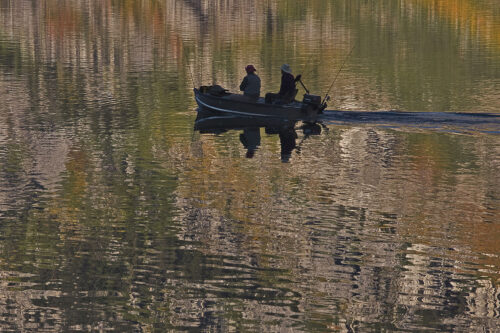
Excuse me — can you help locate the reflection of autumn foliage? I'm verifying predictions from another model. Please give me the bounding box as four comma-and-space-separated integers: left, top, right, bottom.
36, 0, 500, 56
49, 148, 89, 228
64, 149, 88, 199
399, 132, 500, 284
176, 128, 500, 288
4, 0, 496, 114
419, 0, 500, 50
45, 2, 80, 39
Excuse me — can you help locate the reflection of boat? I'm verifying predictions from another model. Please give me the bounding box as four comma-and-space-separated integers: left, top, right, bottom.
194, 111, 296, 134
194, 85, 324, 123
194, 111, 322, 162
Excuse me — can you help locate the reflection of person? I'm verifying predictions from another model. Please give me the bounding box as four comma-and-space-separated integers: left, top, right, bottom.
239, 65, 261, 101
265, 64, 296, 104
239, 127, 261, 158
279, 126, 297, 162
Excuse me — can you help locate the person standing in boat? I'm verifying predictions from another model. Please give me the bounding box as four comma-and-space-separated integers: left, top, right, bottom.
239, 65, 261, 101
265, 64, 296, 104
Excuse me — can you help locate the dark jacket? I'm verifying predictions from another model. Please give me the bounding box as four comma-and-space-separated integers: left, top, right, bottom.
239, 73, 261, 98
278, 72, 295, 98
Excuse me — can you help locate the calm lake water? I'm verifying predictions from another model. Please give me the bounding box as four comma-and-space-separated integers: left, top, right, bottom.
1, 0, 499, 331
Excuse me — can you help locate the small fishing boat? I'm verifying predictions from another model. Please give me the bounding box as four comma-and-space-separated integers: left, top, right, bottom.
193, 85, 325, 123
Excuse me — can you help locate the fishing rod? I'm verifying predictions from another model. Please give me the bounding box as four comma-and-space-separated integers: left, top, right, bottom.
321, 45, 356, 106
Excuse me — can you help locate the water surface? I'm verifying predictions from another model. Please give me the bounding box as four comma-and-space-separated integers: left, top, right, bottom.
0, 0, 499, 331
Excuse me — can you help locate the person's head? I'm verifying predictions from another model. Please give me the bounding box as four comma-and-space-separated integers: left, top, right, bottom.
280, 64, 292, 74
245, 64, 256, 74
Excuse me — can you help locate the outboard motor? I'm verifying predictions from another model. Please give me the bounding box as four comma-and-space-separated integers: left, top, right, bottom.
301, 94, 322, 112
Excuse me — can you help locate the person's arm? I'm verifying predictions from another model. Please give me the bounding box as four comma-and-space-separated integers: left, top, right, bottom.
240, 76, 248, 92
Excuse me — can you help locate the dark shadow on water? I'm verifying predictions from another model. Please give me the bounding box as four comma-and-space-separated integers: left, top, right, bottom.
321, 109, 500, 133
194, 108, 322, 162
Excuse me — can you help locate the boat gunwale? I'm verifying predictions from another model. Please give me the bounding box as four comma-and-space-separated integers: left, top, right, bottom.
194, 88, 310, 118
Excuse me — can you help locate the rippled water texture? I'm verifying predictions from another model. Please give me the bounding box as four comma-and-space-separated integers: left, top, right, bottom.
0, 0, 499, 332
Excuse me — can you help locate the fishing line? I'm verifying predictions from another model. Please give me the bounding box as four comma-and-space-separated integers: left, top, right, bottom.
322, 44, 356, 105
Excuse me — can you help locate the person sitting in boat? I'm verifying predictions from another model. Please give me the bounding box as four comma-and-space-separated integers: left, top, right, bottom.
265, 64, 297, 104
239, 64, 261, 101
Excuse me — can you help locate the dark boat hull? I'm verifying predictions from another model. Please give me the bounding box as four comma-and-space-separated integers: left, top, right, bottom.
194, 88, 320, 122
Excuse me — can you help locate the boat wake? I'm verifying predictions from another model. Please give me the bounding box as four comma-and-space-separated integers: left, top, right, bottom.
320, 110, 500, 134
